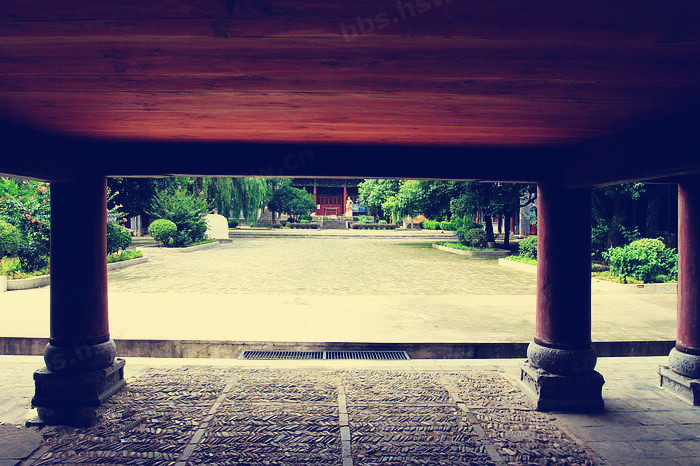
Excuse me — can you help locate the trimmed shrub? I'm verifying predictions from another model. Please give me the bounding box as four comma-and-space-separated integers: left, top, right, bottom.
350, 223, 397, 230
150, 189, 208, 247
603, 237, 678, 283
228, 218, 239, 228
421, 220, 440, 230
0, 220, 21, 257
288, 223, 320, 229
439, 221, 455, 231
456, 226, 487, 247
106, 222, 132, 254
358, 215, 372, 224
519, 235, 538, 259
148, 219, 177, 246
378, 219, 388, 225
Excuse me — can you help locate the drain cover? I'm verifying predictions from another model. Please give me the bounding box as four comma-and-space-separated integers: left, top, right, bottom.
240, 350, 410, 360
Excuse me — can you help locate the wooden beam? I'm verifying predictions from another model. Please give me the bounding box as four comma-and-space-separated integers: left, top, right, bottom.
81, 140, 563, 182
0, 120, 79, 181
563, 109, 700, 187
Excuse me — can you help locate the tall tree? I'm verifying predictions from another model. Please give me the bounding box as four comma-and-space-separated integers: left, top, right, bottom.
357, 179, 401, 221
200, 177, 272, 226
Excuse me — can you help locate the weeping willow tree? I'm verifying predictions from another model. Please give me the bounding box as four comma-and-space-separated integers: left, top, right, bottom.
201, 177, 271, 226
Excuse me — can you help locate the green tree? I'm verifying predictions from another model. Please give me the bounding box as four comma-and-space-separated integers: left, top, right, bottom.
417, 180, 464, 220
267, 183, 316, 221
149, 188, 209, 247
357, 179, 401, 221
592, 183, 645, 255
381, 180, 424, 224
201, 177, 271, 226
450, 182, 535, 247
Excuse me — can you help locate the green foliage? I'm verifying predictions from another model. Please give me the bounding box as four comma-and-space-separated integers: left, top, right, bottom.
0, 256, 22, 277
202, 177, 272, 226
358, 215, 372, 224
456, 225, 487, 247
518, 235, 538, 259
504, 255, 537, 265
148, 219, 178, 246
228, 218, 239, 228
0, 220, 21, 257
438, 241, 496, 251
350, 223, 397, 230
377, 219, 388, 225
0, 178, 51, 272
602, 237, 678, 283
439, 221, 455, 231
106, 222, 132, 254
267, 184, 316, 221
591, 183, 646, 254
358, 179, 401, 221
381, 180, 424, 224
107, 250, 143, 263
421, 220, 440, 230
288, 222, 320, 229
150, 189, 208, 247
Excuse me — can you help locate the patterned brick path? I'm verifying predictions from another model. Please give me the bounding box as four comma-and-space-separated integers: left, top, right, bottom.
24, 367, 600, 465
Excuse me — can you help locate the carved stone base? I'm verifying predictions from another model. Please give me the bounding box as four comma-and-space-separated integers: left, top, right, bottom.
32, 359, 126, 426
658, 365, 700, 405
519, 361, 605, 411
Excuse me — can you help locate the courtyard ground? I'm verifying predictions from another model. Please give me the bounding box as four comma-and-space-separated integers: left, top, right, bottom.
0, 235, 677, 343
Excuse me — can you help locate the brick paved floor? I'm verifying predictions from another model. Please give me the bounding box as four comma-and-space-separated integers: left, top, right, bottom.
2, 356, 698, 465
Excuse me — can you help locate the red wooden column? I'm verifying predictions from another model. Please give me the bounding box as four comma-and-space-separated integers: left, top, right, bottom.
342, 186, 348, 215
520, 182, 604, 411
32, 176, 125, 426
660, 179, 700, 404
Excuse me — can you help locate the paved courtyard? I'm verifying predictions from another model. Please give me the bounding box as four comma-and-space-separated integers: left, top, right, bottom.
1, 356, 699, 465
0, 235, 677, 343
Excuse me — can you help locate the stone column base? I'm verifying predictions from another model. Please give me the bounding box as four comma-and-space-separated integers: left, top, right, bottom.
658, 365, 700, 405
32, 359, 126, 426
519, 361, 605, 411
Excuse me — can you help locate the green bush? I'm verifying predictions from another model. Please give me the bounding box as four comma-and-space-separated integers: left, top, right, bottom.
378, 219, 388, 225
0, 256, 22, 277
106, 222, 132, 254
456, 225, 487, 247
358, 215, 372, 224
148, 219, 177, 246
288, 223, 320, 229
0, 180, 51, 272
439, 221, 455, 231
421, 220, 440, 230
228, 218, 239, 228
0, 220, 21, 257
603, 237, 678, 283
107, 250, 143, 263
149, 189, 208, 247
519, 235, 538, 259
350, 223, 397, 230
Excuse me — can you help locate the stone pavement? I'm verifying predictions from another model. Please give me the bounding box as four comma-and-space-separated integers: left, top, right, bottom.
0, 356, 698, 465
0, 238, 677, 343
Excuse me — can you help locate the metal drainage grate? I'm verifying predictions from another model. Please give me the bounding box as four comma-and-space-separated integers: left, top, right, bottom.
240, 350, 410, 361
326, 351, 409, 360
241, 351, 323, 360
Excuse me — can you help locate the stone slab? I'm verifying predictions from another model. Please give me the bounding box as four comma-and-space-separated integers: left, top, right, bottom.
33, 358, 126, 408
659, 365, 700, 405
519, 360, 604, 411
0, 424, 42, 460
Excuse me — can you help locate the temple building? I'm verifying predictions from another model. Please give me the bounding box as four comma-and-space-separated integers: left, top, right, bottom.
292, 179, 364, 216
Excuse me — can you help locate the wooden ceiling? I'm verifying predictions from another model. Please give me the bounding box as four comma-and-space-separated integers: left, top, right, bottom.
1, 1, 700, 183
1, 0, 700, 148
